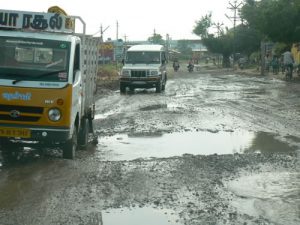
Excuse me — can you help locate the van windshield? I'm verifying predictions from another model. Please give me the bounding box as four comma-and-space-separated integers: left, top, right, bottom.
125, 51, 161, 64
0, 37, 70, 82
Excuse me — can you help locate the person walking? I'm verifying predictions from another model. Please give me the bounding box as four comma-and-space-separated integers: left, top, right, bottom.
282, 48, 294, 76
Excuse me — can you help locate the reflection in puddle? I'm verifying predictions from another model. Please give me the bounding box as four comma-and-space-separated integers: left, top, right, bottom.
227, 172, 300, 225
97, 131, 296, 161
103, 207, 181, 225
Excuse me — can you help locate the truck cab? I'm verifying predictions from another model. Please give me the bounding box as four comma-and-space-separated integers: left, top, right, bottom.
0, 9, 98, 159
119, 44, 167, 93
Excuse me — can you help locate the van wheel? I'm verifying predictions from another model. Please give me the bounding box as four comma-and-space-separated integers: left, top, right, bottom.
156, 81, 162, 93
78, 118, 89, 148
120, 84, 126, 93
162, 79, 166, 91
63, 127, 77, 159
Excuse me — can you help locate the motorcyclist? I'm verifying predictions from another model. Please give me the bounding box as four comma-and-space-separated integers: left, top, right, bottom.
187, 60, 194, 72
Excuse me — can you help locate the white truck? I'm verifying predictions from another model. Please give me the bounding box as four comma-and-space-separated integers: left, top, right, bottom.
119, 44, 168, 93
0, 9, 98, 159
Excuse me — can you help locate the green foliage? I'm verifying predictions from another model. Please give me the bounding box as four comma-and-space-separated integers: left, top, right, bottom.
273, 42, 288, 55
193, 14, 261, 67
202, 35, 233, 67
234, 24, 262, 56
241, 0, 300, 43
148, 33, 165, 45
193, 13, 212, 38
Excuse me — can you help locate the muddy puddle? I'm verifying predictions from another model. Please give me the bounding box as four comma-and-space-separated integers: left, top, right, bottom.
102, 207, 182, 225
226, 171, 300, 225
97, 131, 297, 161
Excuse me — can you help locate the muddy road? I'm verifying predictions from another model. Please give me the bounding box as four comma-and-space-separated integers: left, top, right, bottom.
0, 68, 299, 225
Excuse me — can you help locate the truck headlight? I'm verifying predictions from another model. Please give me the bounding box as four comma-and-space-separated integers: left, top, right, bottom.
149, 70, 159, 76
121, 69, 130, 77
48, 108, 61, 121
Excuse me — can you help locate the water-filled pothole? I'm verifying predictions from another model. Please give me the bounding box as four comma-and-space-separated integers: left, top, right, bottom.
102, 207, 182, 225
226, 172, 300, 225
97, 131, 297, 161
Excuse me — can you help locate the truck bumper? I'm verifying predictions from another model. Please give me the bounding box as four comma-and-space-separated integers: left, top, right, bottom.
0, 124, 70, 144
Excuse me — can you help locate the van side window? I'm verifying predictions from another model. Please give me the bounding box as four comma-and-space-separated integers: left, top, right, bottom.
73, 44, 80, 82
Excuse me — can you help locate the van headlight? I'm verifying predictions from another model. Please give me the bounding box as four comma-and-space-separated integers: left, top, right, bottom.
121, 69, 130, 77
48, 108, 61, 121
149, 70, 159, 76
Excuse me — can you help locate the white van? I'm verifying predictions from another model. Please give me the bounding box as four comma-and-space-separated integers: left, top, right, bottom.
119, 44, 167, 93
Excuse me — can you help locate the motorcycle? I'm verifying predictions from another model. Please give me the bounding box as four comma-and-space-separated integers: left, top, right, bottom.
173, 64, 180, 72
187, 63, 194, 72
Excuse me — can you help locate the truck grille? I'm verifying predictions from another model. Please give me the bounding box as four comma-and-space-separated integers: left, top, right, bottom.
0, 104, 43, 122
0, 115, 40, 122
131, 70, 146, 78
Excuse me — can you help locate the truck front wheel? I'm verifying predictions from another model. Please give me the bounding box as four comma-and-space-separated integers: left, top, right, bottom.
63, 127, 78, 159
78, 118, 89, 148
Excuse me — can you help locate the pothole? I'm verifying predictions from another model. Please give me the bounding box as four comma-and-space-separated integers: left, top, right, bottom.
102, 207, 182, 225
96, 131, 297, 161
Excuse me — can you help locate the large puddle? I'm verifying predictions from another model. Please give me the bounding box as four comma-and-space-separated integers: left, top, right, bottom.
102, 207, 182, 225
226, 172, 300, 225
97, 131, 297, 161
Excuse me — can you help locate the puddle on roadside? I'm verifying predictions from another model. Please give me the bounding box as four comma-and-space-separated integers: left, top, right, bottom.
95, 109, 119, 120
97, 131, 297, 161
102, 207, 182, 225
226, 172, 300, 225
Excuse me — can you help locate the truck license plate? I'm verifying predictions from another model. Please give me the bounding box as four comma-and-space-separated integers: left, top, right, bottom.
0, 127, 31, 138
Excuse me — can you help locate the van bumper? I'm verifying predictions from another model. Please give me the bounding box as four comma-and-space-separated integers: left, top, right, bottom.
120, 77, 160, 88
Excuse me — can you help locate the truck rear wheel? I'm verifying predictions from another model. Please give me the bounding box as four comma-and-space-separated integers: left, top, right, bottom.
63, 127, 77, 159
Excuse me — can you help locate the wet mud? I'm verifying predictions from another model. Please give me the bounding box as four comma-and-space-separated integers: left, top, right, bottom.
0, 68, 299, 225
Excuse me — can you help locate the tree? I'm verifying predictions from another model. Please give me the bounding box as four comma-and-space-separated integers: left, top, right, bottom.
234, 24, 262, 57
148, 33, 164, 45
241, 0, 300, 44
193, 13, 261, 67
201, 34, 233, 67
193, 13, 212, 39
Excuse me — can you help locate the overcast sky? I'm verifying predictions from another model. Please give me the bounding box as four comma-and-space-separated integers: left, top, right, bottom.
2, 0, 236, 41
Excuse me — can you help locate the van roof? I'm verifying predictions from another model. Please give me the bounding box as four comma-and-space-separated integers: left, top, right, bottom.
127, 44, 165, 52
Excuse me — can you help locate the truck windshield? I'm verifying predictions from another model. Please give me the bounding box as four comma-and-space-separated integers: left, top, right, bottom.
0, 37, 70, 82
125, 51, 161, 64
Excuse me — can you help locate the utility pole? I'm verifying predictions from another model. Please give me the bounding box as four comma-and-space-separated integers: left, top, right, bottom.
116, 21, 119, 41
212, 22, 224, 37
226, 0, 243, 67
165, 33, 169, 59
212, 22, 224, 66
123, 34, 127, 55
100, 24, 110, 65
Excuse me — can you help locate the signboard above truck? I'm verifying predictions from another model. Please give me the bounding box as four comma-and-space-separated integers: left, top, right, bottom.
0, 9, 75, 33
